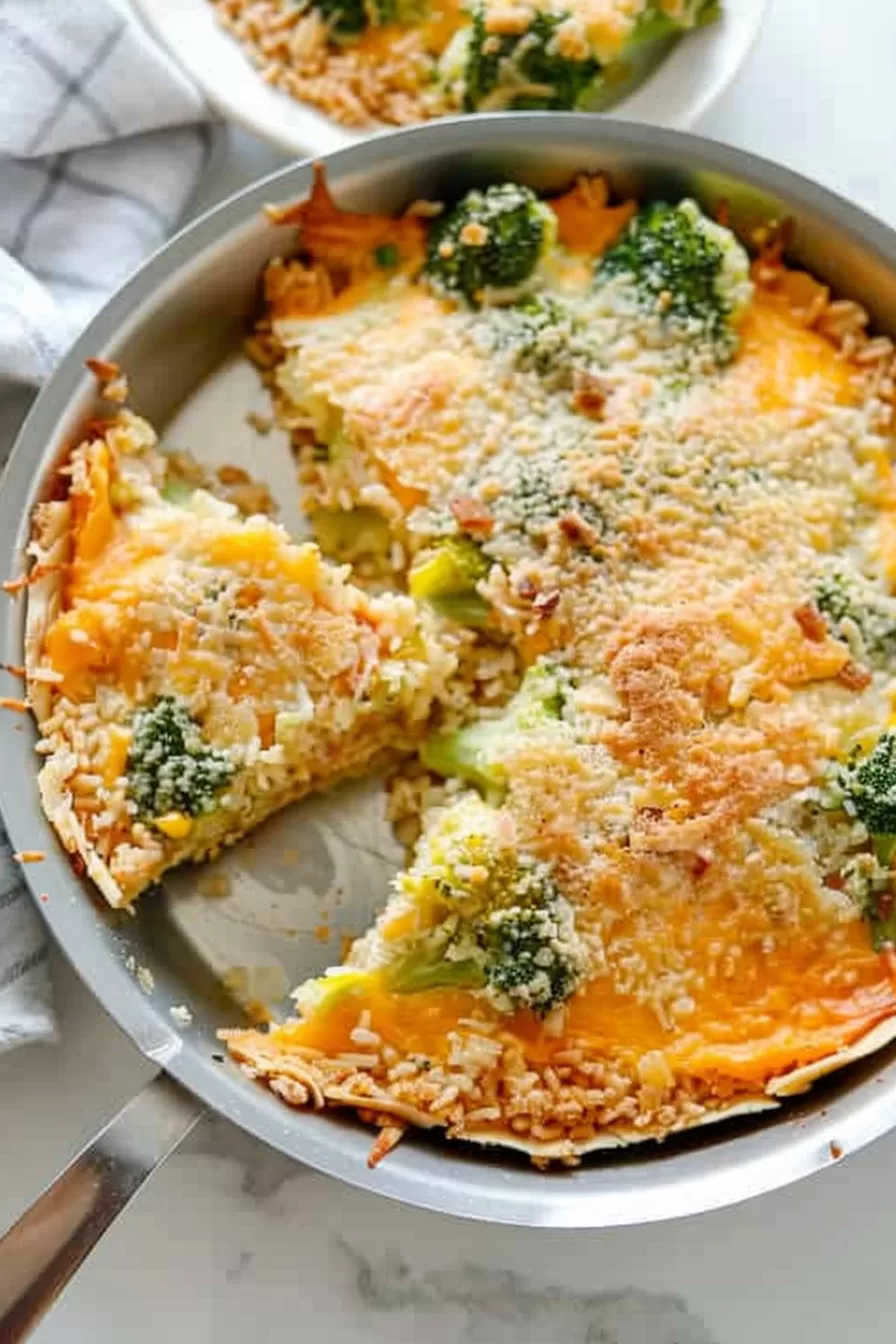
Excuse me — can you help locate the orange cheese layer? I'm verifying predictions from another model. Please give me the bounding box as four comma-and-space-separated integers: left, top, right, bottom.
728, 296, 858, 413
282, 917, 896, 1088
44, 463, 381, 706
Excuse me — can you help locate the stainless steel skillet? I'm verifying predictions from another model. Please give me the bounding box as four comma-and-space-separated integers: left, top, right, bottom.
4, 113, 896, 1337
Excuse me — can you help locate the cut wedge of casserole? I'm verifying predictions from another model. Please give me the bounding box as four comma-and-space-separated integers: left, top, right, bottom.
24, 410, 456, 908
223, 172, 896, 1163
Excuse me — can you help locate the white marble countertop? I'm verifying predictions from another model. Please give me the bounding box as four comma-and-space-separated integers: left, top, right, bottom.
5, 0, 896, 1338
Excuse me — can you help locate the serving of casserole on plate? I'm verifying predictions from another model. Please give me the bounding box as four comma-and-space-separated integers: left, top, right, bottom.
209, 0, 720, 127
22, 155, 896, 1170
134, 0, 768, 152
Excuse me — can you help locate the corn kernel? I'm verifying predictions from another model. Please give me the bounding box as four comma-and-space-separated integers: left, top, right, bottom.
153, 811, 193, 840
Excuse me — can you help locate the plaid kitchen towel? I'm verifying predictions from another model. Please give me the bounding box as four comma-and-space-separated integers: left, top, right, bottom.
0, 0, 213, 1053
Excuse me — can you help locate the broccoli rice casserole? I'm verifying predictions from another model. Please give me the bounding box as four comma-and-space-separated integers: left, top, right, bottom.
211, 0, 720, 129
23, 168, 896, 1167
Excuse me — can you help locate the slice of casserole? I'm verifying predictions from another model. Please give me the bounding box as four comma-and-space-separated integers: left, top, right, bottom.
24, 409, 456, 907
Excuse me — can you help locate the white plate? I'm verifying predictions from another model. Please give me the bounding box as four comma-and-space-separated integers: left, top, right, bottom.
133, 0, 769, 157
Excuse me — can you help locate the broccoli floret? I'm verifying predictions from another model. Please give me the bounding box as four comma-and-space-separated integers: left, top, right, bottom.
840, 852, 896, 951
488, 459, 606, 555
814, 567, 896, 667
385, 794, 586, 1015
408, 536, 491, 627
445, 4, 599, 113
476, 293, 592, 386
308, 0, 405, 37
838, 731, 896, 841
311, 0, 368, 36
424, 183, 557, 307
479, 900, 584, 1015
627, 0, 720, 47
421, 660, 568, 799
310, 0, 406, 37
127, 696, 233, 822
595, 198, 752, 366
311, 506, 392, 563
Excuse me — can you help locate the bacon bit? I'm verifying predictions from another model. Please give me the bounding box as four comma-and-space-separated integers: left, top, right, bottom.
367, 1123, 406, 1168
39, 893, 49, 904
516, 574, 540, 603
1, 663, 25, 678
572, 369, 609, 419
0, 697, 28, 712
86, 357, 120, 382
837, 659, 873, 691
14, 850, 45, 864
450, 494, 495, 536
829, 1140, 844, 1161
532, 589, 560, 618
558, 511, 599, 549
69, 852, 86, 878
793, 601, 828, 642
691, 852, 711, 880
637, 806, 665, 827
715, 198, 730, 227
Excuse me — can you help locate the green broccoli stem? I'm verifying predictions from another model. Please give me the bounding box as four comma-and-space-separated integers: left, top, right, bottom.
427, 592, 492, 627
420, 660, 567, 801
420, 727, 506, 801
387, 953, 485, 995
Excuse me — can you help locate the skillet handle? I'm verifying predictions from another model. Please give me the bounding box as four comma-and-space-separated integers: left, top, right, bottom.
0, 1073, 204, 1341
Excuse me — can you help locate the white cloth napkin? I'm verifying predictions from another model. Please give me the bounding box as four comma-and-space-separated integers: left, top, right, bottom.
0, 0, 213, 1053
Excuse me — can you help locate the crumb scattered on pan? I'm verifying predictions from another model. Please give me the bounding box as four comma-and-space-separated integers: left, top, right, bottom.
170, 1004, 194, 1027
197, 872, 230, 898
14, 850, 45, 863
366, 1123, 406, 1168
246, 410, 273, 434
0, 697, 28, 712
829, 1140, 844, 1160
86, 357, 120, 382
125, 955, 156, 996
86, 357, 129, 403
